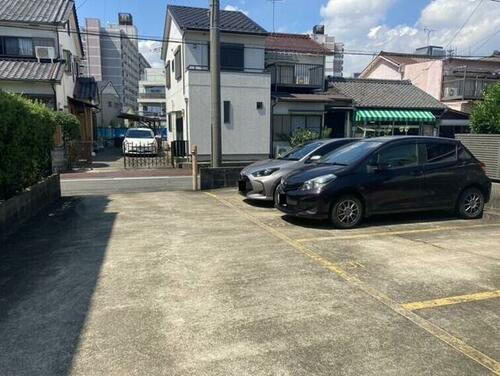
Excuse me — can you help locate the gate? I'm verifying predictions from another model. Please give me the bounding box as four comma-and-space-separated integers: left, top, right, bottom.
123, 140, 170, 169
66, 141, 93, 169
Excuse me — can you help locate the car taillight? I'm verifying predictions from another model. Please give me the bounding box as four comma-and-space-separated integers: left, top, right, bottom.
480, 161, 486, 170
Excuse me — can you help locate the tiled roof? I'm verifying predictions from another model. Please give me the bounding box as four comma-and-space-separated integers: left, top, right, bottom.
266, 33, 333, 55
380, 51, 441, 66
0, 0, 73, 24
74, 77, 97, 102
0, 60, 63, 81
328, 78, 445, 110
168, 5, 267, 34
272, 92, 350, 103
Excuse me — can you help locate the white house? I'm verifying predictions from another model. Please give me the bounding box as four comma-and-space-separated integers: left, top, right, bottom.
161, 5, 271, 161
0, 0, 84, 112
138, 68, 166, 128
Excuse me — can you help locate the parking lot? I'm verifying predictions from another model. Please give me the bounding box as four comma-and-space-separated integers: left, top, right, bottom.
0, 188, 499, 375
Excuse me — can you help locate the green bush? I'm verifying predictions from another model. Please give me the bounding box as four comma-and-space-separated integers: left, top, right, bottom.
289, 128, 320, 147
470, 83, 500, 134
53, 111, 80, 142
0, 92, 56, 201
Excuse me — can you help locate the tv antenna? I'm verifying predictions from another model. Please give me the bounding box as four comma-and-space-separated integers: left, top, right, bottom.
267, 0, 284, 33
423, 27, 437, 45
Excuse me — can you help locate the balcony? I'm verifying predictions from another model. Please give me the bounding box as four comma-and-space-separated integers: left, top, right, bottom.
442, 77, 498, 100
138, 92, 165, 99
267, 63, 324, 89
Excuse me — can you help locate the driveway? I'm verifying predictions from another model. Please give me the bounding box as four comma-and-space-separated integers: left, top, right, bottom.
0, 189, 499, 375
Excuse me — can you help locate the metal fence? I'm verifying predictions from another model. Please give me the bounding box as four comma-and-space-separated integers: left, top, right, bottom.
123, 141, 170, 169
66, 141, 93, 169
456, 134, 500, 180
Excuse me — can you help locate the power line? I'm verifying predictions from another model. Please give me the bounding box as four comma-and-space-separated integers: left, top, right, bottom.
5, 22, 494, 59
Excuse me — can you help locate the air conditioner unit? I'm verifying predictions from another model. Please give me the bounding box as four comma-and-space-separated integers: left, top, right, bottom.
444, 87, 457, 98
35, 46, 56, 61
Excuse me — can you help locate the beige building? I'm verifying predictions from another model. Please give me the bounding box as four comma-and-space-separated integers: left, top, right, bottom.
359, 49, 500, 114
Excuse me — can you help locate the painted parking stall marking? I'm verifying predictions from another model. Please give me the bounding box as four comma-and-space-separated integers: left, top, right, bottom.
402, 290, 500, 312
205, 192, 500, 375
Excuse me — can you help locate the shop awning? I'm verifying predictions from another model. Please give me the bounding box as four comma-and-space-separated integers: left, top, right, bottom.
355, 109, 436, 123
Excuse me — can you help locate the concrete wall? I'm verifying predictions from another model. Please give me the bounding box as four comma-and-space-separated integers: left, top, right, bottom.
0, 175, 61, 242
200, 167, 243, 190
487, 183, 500, 211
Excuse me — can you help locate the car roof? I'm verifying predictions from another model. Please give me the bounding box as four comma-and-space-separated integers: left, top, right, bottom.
357, 136, 458, 143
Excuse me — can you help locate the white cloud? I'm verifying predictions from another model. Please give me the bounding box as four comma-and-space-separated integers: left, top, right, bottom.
224, 4, 249, 16
320, 0, 500, 75
138, 40, 163, 69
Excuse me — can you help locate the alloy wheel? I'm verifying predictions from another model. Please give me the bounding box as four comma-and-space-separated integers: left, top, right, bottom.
336, 199, 361, 225
463, 193, 482, 216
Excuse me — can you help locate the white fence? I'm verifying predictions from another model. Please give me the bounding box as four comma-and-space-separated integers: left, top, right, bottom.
456, 134, 500, 180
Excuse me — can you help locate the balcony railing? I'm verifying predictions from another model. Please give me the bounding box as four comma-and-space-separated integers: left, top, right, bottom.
267, 63, 324, 88
442, 77, 498, 100
138, 93, 165, 99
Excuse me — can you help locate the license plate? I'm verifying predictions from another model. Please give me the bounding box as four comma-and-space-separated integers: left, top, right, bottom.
278, 193, 287, 206
238, 180, 247, 192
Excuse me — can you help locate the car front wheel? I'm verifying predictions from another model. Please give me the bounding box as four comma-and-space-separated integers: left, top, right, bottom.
457, 188, 484, 219
330, 195, 363, 229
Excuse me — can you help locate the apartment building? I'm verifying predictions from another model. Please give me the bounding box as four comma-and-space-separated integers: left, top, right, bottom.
309, 25, 344, 78
138, 68, 166, 127
80, 13, 150, 112
161, 5, 271, 160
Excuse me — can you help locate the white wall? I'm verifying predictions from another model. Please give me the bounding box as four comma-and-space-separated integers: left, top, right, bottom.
361, 59, 401, 80
186, 70, 271, 157
404, 60, 443, 100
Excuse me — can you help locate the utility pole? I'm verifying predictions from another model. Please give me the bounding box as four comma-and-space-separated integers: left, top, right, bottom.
210, 0, 222, 167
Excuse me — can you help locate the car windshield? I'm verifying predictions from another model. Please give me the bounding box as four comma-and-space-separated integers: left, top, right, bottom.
278, 142, 323, 161
126, 129, 154, 138
319, 141, 383, 165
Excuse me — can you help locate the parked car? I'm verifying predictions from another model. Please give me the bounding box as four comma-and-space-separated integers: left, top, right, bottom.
239, 138, 356, 201
123, 128, 158, 156
276, 136, 491, 229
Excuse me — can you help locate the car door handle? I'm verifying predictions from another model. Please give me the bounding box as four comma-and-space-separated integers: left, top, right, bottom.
410, 170, 423, 176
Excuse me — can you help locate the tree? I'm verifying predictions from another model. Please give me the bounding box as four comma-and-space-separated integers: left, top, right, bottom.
289, 128, 320, 147
53, 111, 81, 142
470, 83, 500, 134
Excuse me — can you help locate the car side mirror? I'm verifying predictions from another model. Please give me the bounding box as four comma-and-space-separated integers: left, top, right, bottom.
308, 155, 321, 162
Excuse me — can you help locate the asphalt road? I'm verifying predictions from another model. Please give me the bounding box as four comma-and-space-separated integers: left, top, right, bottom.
0, 189, 498, 375
61, 175, 193, 196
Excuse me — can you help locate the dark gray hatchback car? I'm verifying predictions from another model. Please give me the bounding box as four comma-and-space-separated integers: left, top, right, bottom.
276, 136, 491, 229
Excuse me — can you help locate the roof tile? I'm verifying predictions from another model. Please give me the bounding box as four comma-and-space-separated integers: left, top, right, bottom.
266, 33, 333, 55
329, 78, 445, 110
0, 60, 64, 81
0, 0, 73, 24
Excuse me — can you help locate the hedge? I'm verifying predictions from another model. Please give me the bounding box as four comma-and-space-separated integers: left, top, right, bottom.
0, 92, 56, 201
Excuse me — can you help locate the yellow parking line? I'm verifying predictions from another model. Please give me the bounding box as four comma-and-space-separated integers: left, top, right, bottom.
295, 223, 500, 243
402, 290, 500, 311
205, 192, 500, 375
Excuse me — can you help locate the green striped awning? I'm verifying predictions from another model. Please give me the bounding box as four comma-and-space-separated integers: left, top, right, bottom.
355, 109, 436, 124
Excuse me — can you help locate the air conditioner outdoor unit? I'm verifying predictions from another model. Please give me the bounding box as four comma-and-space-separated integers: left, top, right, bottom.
444, 87, 457, 98
35, 46, 56, 61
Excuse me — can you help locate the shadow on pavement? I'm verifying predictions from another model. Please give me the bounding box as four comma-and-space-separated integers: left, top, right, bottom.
0, 196, 116, 376
281, 210, 471, 230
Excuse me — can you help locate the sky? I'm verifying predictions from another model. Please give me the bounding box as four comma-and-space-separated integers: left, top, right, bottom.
75, 0, 500, 75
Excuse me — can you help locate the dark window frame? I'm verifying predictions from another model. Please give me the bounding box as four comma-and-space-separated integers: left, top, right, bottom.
223, 101, 231, 124
221, 43, 244, 72
174, 47, 182, 80
424, 142, 457, 164
0, 36, 34, 57
165, 61, 171, 88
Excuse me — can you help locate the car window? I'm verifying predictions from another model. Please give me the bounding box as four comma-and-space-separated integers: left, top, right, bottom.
377, 143, 418, 168
458, 146, 473, 161
319, 141, 383, 165
126, 129, 154, 138
311, 141, 349, 158
426, 143, 457, 164
278, 141, 323, 161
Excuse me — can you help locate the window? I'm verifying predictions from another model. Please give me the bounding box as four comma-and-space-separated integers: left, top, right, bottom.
33, 38, 55, 48
221, 43, 244, 71
224, 101, 230, 124
174, 49, 181, 80
165, 61, 171, 89
108, 101, 112, 108
377, 143, 418, 168
63, 50, 72, 73
0, 36, 33, 56
426, 143, 457, 164
458, 146, 473, 161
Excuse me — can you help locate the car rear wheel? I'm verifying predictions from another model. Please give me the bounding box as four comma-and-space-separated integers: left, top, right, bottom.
457, 187, 484, 219
330, 195, 363, 229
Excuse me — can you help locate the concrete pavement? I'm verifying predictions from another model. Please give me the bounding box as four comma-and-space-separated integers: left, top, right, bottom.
0, 189, 499, 375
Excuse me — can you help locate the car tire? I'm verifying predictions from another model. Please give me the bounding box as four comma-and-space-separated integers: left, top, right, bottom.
330, 195, 363, 229
457, 187, 484, 219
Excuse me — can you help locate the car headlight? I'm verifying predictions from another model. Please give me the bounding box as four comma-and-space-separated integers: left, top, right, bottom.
252, 168, 279, 177
300, 174, 337, 191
